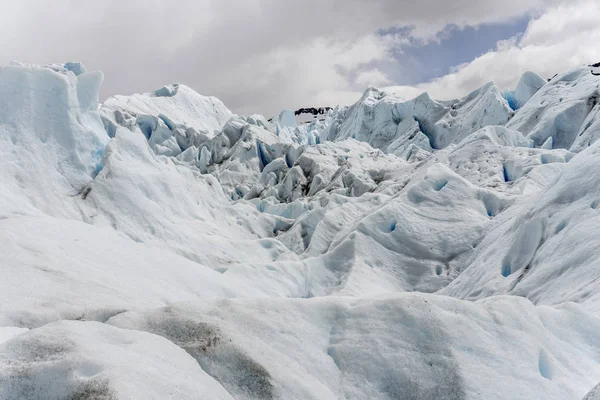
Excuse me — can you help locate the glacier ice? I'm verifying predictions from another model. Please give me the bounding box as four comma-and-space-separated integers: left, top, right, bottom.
507, 66, 600, 151
1, 61, 600, 399
0, 63, 108, 219
503, 71, 547, 111
514, 71, 548, 109
320, 83, 513, 156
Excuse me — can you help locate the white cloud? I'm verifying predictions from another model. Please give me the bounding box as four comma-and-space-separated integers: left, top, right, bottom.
388, 0, 600, 102
355, 69, 391, 88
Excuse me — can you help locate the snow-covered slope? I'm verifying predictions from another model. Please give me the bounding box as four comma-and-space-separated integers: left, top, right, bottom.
2, 61, 600, 399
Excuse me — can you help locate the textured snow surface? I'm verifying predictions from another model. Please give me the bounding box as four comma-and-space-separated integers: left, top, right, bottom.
0, 321, 234, 399
2, 62, 600, 399
585, 383, 600, 400
105, 296, 600, 400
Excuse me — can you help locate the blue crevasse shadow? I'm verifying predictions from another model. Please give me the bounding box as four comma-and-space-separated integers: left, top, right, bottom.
92, 146, 105, 178
503, 90, 519, 111
256, 141, 271, 171
413, 116, 437, 149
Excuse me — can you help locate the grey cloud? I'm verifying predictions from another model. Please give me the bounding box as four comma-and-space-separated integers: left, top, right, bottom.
0, 0, 558, 116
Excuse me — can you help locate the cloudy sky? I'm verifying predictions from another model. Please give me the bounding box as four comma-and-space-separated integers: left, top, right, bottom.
1, 0, 599, 116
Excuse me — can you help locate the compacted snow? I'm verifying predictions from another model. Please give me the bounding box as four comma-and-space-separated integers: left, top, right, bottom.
1, 63, 600, 399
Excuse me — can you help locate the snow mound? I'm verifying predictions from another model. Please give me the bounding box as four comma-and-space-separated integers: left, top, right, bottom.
514, 71, 547, 108
0, 327, 28, 345
584, 383, 600, 400
306, 163, 503, 295
0, 216, 262, 328
0, 320, 233, 399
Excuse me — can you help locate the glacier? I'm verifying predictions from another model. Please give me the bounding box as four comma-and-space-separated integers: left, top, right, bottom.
2, 62, 600, 399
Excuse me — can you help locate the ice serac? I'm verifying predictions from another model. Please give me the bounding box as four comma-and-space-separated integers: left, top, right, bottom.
320, 82, 512, 156
277, 109, 296, 129
100, 83, 233, 155
0, 62, 108, 218
507, 66, 600, 150
515, 71, 547, 108
199, 117, 298, 200
503, 71, 547, 111
274, 108, 322, 144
